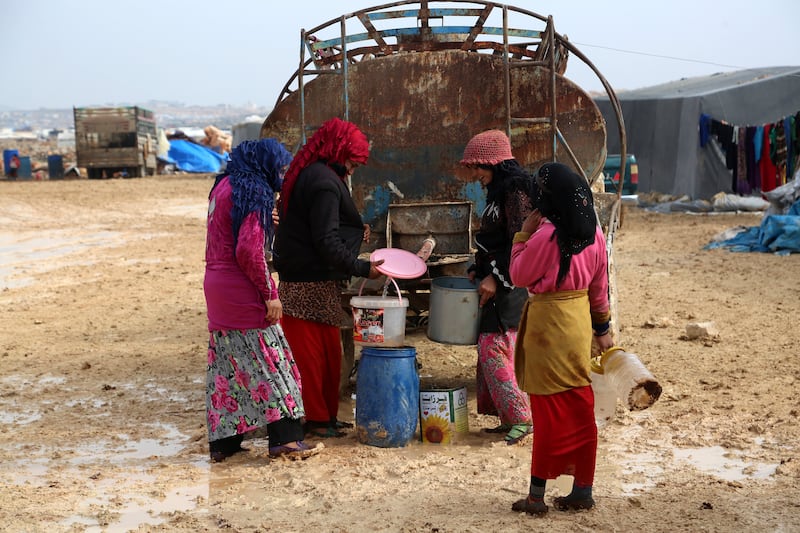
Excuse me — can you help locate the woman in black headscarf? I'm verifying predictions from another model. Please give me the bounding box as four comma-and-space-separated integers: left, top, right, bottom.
508, 162, 614, 515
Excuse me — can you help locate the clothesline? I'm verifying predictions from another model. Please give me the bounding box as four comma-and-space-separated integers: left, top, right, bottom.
698, 110, 800, 195
701, 109, 800, 130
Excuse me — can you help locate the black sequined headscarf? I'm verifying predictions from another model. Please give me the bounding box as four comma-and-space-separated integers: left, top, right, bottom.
533, 162, 597, 287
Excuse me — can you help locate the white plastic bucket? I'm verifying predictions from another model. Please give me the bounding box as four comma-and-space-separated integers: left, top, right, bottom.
594, 347, 662, 411
427, 276, 480, 345
590, 371, 617, 430
351, 278, 408, 347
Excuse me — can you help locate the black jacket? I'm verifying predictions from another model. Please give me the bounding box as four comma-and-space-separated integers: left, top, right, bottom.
273, 162, 371, 281
469, 171, 534, 333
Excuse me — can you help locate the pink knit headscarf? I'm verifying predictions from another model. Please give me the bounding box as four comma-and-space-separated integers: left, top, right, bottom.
460, 129, 514, 166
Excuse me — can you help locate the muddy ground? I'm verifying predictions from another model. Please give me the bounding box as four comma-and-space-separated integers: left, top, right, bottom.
1, 175, 799, 532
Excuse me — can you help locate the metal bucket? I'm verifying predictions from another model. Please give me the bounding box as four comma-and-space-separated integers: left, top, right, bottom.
427, 276, 480, 345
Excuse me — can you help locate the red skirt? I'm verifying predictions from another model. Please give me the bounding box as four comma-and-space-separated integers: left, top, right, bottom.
530, 385, 597, 486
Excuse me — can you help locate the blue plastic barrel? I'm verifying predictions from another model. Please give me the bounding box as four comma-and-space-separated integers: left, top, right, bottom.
18, 156, 32, 179
3, 149, 18, 176
48, 155, 64, 179
355, 346, 419, 447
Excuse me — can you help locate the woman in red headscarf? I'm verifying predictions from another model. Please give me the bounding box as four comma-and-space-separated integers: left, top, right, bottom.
273, 117, 384, 438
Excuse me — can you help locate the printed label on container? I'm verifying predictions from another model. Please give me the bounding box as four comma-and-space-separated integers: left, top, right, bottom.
419, 387, 469, 444
352, 307, 385, 344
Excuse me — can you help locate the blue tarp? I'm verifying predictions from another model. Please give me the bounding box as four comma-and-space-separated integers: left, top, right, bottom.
705, 199, 800, 255
166, 139, 227, 173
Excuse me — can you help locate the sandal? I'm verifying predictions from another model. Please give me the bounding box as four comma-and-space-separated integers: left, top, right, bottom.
553, 495, 595, 511
511, 496, 548, 515
482, 424, 512, 434
504, 424, 533, 445
269, 440, 323, 460
334, 420, 354, 429
304, 422, 347, 439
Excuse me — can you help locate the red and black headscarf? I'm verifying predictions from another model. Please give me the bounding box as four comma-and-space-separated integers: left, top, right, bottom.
280, 117, 370, 212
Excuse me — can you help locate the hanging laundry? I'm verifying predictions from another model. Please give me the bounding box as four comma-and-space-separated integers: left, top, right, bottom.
745, 126, 758, 192
736, 127, 750, 195
754, 126, 764, 164
760, 124, 778, 192
773, 121, 788, 186
700, 109, 800, 194
699, 113, 712, 147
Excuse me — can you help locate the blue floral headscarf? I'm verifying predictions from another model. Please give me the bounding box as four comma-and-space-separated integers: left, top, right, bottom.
211, 138, 292, 248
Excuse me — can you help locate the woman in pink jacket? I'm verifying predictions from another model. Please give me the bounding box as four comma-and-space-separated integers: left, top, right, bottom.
509, 162, 614, 514
204, 138, 319, 462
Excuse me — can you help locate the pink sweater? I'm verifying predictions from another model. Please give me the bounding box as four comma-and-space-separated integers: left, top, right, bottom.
510, 221, 609, 315
203, 178, 278, 331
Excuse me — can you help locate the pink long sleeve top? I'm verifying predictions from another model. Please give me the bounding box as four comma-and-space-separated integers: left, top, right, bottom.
509, 221, 609, 316
203, 178, 278, 331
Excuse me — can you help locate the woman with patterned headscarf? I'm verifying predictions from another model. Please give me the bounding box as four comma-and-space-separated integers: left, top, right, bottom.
204, 138, 320, 462
460, 129, 535, 446
508, 162, 614, 515
273, 117, 384, 439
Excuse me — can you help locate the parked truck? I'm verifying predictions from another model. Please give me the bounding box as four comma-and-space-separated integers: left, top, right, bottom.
604, 153, 638, 195
74, 106, 158, 179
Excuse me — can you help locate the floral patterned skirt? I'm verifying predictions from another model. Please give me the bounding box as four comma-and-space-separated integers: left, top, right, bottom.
476, 330, 532, 425
206, 323, 305, 443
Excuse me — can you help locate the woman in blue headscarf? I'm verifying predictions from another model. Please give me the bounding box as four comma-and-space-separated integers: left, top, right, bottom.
203, 138, 320, 462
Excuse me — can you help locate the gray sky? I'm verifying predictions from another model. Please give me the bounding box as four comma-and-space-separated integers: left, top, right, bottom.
2, 0, 797, 110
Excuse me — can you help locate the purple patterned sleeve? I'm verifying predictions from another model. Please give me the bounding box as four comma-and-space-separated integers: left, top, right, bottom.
505, 187, 534, 238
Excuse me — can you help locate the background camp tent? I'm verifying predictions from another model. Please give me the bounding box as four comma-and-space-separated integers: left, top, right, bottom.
595, 67, 800, 200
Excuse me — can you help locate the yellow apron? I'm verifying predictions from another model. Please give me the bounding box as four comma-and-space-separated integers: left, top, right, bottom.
514, 290, 593, 395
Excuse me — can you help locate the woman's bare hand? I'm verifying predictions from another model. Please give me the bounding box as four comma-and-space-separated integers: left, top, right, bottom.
266, 299, 283, 322
478, 275, 497, 307
594, 332, 614, 354
368, 259, 385, 279
521, 209, 543, 234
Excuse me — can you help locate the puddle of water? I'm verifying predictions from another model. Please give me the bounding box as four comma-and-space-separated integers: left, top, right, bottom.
673, 445, 777, 481
0, 375, 67, 424
118, 381, 189, 403
116, 485, 206, 530
6, 457, 50, 485
38, 376, 66, 385
0, 410, 41, 425
0, 231, 120, 288
617, 451, 665, 495
1, 374, 66, 387
64, 398, 107, 409
1, 375, 35, 387
62, 481, 206, 532
69, 423, 188, 465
